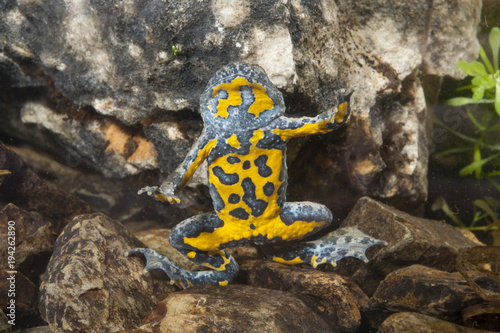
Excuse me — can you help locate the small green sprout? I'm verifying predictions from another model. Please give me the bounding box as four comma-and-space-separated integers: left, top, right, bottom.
159, 42, 182, 65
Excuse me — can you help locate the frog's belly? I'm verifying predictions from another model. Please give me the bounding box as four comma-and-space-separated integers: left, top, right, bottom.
209, 149, 285, 232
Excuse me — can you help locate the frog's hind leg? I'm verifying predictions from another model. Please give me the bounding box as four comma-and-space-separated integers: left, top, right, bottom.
126, 212, 239, 288
263, 202, 387, 268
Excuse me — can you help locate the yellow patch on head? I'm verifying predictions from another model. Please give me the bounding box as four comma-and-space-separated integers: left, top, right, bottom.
211, 77, 274, 118
226, 134, 241, 149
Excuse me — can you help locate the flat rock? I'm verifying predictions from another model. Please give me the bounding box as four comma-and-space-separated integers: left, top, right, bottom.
125, 284, 332, 333
371, 264, 496, 324
39, 213, 175, 333
334, 197, 484, 294
240, 259, 368, 332
378, 312, 492, 333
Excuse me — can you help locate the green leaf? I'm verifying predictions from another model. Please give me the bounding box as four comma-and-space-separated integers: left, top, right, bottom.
474, 199, 498, 220
434, 146, 471, 157
445, 97, 476, 106
480, 46, 495, 74
459, 152, 500, 177
431, 197, 464, 227
496, 78, 500, 116
466, 109, 486, 131
488, 178, 500, 191
458, 61, 487, 77
445, 97, 495, 106
474, 143, 482, 178
472, 84, 485, 101
489, 27, 500, 71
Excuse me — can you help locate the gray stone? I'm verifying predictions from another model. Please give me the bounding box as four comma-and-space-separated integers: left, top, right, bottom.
39, 213, 175, 333
0, 0, 481, 210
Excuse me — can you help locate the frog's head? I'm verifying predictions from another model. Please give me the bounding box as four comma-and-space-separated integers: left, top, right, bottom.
200, 63, 285, 131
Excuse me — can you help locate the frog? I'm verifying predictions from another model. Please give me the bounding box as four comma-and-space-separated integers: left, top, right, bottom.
126, 63, 386, 288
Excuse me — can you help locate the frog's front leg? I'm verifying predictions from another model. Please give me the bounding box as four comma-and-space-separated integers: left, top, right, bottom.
137, 182, 180, 204
126, 211, 239, 288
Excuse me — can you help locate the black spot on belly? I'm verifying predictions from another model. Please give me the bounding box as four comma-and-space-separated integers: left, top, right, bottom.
250, 224, 256, 230
229, 208, 249, 220
242, 160, 251, 169
212, 166, 239, 185
241, 177, 268, 217
228, 193, 240, 204
227, 156, 241, 164
254, 155, 272, 177
263, 182, 275, 196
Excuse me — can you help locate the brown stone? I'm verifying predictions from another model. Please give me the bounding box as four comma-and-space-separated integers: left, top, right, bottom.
371, 265, 492, 323
39, 213, 175, 333
240, 259, 367, 332
0, 143, 91, 234
128, 284, 332, 333
0, 204, 54, 282
334, 197, 483, 294
0, 310, 11, 333
0, 270, 37, 324
378, 312, 492, 333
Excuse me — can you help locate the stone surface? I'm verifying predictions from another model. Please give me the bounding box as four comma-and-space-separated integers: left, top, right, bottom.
0, 270, 37, 325
371, 265, 495, 324
333, 196, 484, 294
125, 284, 332, 333
378, 312, 492, 333
0, 204, 54, 282
0, 0, 482, 212
0, 142, 91, 234
240, 259, 368, 332
0, 310, 11, 333
39, 213, 175, 333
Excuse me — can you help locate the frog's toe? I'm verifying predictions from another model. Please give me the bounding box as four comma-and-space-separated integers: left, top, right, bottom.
126, 248, 186, 286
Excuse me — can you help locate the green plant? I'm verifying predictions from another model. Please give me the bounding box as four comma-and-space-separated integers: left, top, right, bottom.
446, 27, 500, 116
433, 27, 500, 243
159, 41, 182, 65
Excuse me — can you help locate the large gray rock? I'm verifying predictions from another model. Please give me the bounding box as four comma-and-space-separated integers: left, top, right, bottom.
0, 0, 481, 211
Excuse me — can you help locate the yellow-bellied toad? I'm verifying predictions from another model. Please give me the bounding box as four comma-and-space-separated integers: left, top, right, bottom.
126, 63, 386, 288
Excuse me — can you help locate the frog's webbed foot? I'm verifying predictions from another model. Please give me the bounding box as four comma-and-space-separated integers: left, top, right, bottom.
125, 248, 190, 288
125, 248, 238, 289
266, 227, 387, 268
138, 184, 180, 204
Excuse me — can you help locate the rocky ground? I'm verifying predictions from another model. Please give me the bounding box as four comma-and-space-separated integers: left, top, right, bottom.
1, 142, 499, 332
